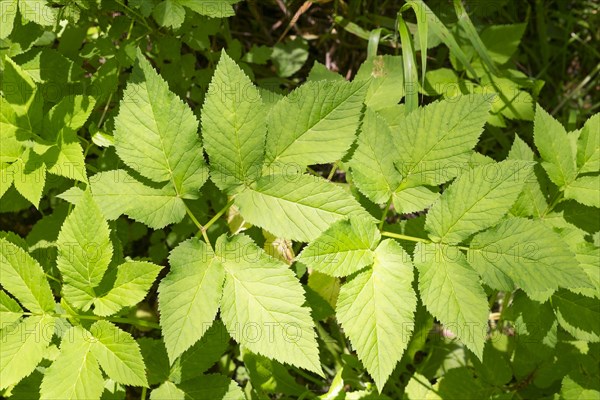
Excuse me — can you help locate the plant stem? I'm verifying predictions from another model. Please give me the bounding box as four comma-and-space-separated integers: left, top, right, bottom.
203, 198, 235, 233
381, 231, 430, 244
184, 202, 204, 231
141, 387, 147, 400
378, 198, 393, 230
327, 161, 338, 180
24, 312, 161, 329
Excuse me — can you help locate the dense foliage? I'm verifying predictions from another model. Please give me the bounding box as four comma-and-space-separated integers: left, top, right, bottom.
0, 1, 598, 399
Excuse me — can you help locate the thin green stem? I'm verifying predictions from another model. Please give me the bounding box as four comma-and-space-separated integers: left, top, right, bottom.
542, 191, 563, 217
184, 202, 204, 231
23, 312, 160, 329
141, 387, 147, 400
381, 231, 430, 244
378, 198, 393, 230
327, 161, 338, 180
203, 198, 235, 233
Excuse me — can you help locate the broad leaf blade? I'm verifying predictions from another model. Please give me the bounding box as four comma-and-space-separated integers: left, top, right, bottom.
0, 238, 55, 313
56, 190, 112, 309
1, 315, 55, 390
425, 160, 533, 244
114, 49, 207, 196
336, 239, 417, 389
414, 243, 488, 358
40, 326, 104, 400
94, 261, 162, 316
576, 113, 599, 174
90, 170, 187, 229
564, 176, 600, 208
202, 51, 266, 193
394, 94, 493, 187
0, 289, 23, 326
533, 106, 577, 187
235, 174, 372, 242
468, 218, 591, 296
158, 238, 224, 362
90, 320, 148, 386
296, 215, 380, 277
217, 235, 321, 374
349, 108, 402, 204
265, 79, 368, 170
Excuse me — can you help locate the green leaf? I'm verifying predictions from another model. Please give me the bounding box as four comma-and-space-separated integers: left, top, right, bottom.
552, 290, 600, 342
177, 374, 245, 400
153, 0, 185, 29
202, 51, 266, 193
414, 243, 488, 358
40, 326, 105, 400
336, 239, 417, 389
264, 80, 368, 170
171, 320, 230, 383
296, 215, 380, 277
0, 0, 18, 39
392, 186, 440, 214
354, 55, 404, 111
468, 218, 591, 296
1, 315, 55, 390
90, 320, 148, 386
0, 289, 23, 326
2, 56, 43, 133
151, 381, 184, 400
576, 113, 599, 174
561, 372, 600, 399
56, 190, 113, 309
89, 170, 187, 229
393, 94, 493, 187
235, 174, 372, 242
18, 0, 56, 26
242, 350, 307, 396
176, 0, 241, 18
8, 149, 46, 207
564, 176, 600, 208
158, 238, 224, 362
479, 24, 526, 64
114, 49, 208, 197
0, 238, 55, 313
533, 105, 577, 187
425, 160, 533, 244
216, 234, 321, 374
94, 261, 162, 316
349, 108, 402, 204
